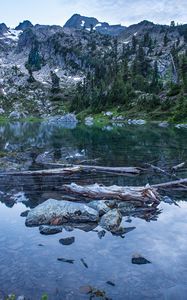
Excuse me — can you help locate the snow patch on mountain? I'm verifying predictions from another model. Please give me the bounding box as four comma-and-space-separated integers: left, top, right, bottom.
0, 29, 22, 41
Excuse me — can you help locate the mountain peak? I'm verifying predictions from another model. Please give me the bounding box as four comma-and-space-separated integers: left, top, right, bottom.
15, 20, 33, 31
64, 14, 99, 29
0, 23, 8, 34
64, 14, 125, 36
138, 20, 154, 26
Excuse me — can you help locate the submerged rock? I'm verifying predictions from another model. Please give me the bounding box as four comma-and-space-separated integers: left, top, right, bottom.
112, 226, 136, 236
87, 200, 110, 216
106, 281, 115, 286
57, 257, 74, 264
59, 237, 75, 245
39, 225, 62, 235
26, 199, 99, 226
99, 209, 122, 232
80, 258, 88, 268
79, 285, 92, 294
64, 222, 97, 232
132, 254, 151, 265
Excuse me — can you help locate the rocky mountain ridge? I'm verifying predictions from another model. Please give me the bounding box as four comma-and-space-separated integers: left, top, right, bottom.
64, 13, 126, 36
0, 15, 186, 119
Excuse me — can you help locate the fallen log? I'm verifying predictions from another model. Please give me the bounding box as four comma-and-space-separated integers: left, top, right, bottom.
172, 162, 186, 172
63, 183, 160, 204
1, 165, 142, 176
152, 178, 187, 189
41, 163, 142, 174
0, 166, 81, 176
145, 163, 179, 180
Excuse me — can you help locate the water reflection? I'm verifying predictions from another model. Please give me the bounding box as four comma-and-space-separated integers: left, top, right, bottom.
0, 121, 187, 299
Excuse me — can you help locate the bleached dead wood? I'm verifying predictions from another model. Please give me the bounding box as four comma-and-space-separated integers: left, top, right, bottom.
1, 165, 141, 176
43, 163, 142, 174
1, 167, 81, 176
152, 178, 187, 189
172, 162, 186, 172
145, 163, 179, 180
63, 183, 160, 204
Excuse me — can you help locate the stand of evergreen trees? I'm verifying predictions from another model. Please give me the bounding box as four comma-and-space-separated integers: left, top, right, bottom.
70, 33, 187, 120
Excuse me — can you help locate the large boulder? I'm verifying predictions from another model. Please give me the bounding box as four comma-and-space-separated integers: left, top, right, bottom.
25, 199, 99, 226
99, 209, 122, 232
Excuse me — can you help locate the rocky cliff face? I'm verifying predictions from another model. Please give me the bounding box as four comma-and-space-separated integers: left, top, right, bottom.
0, 15, 186, 118
64, 13, 126, 36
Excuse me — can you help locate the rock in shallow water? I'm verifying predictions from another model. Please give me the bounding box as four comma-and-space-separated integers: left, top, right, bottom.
25, 199, 99, 226
99, 209, 122, 232
59, 237, 75, 245
132, 254, 151, 265
39, 225, 62, 235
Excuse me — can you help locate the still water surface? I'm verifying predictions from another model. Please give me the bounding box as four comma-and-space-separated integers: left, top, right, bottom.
0, 121, 187, 299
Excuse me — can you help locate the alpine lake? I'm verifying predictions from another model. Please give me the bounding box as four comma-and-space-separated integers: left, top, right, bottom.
0, 120, 187, 300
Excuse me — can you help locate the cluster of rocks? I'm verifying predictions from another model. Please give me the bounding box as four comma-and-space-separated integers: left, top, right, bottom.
45, 114, 78, 129
25, 198, 138, 235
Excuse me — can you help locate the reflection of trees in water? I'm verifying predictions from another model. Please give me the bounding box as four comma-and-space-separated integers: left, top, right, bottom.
0, 122, 187, 169
0, 122, 187, 224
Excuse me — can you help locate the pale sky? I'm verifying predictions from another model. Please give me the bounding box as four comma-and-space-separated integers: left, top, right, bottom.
0, 0, 186, 28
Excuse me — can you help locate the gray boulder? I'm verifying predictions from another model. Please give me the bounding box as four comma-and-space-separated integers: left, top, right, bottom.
87, 200, 110, 216
99, 209, 122, 232
26, 199, 99, 226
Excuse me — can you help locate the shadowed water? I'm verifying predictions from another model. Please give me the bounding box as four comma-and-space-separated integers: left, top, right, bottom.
0, 121, 187, 299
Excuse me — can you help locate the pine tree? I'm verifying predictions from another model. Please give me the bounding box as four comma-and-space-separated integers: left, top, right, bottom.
181, 54, 187, 92
132, 35, 137, 53
164, 33, 169, 47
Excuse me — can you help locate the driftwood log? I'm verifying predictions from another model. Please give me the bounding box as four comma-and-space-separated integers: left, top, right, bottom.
63, 183, 160, 205
0, 166, 81, 176
172, 162, 186, 172
1, 165, 141, 176
152, 178, 187, 189
41, 163, 142, 175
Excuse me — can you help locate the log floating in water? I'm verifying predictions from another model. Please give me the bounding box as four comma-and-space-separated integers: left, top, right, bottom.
0, 166, 81, 176
152, 178, 187, 189
63, 183, 160, 204
172, 162, 186, 172
41, 163, 142, 175
1, 165, 141, 176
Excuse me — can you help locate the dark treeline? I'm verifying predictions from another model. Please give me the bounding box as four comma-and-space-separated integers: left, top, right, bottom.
70, 32, 187, 121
